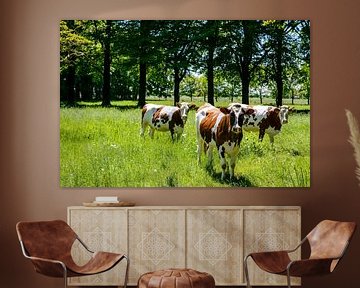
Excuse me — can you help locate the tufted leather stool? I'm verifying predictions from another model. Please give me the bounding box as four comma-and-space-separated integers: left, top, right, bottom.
137, 268, 215, 288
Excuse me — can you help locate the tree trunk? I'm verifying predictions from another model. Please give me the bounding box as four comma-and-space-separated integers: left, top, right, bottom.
207, 47, 214, 105
276, 77, 283, 107
241, 70, 250, 104
275, 23, 284, 107
173, 67, 180, 106
207, 21, 216, 105
138, 61, 147, 108
138, 20, 150, 108
65, 20, 76, 106
239, 21, 254, 105
80, 75, 93, 101
66, 65, 76, 106
102, 20, 112, 107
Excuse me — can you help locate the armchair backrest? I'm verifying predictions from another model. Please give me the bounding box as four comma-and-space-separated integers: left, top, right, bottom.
306, 220, 356, 266
16, 220, 77, 261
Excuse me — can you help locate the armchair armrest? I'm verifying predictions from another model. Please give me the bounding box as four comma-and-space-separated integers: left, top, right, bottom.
76, 235, 94, 253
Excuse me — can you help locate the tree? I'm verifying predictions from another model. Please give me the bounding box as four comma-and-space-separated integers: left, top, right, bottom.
60, 20, 95, 105
221, 20, 262, 104
147, 63, 172, 98
203, 20, 219, 105
159, 21, 200, 105
137, 20, 152, 107
65, 21, 76, 105
262, 20, 302, 106
251, 65, 269, 104
101, 20, 112, 106
299, 62, 310, 104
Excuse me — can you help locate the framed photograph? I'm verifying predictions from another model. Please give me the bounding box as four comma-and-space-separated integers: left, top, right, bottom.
60, 20, 310, 187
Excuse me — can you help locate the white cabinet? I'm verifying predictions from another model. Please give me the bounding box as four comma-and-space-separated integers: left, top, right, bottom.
68, 206, 300, 286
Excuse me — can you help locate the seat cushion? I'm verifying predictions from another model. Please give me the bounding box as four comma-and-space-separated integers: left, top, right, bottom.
138, 268, 215, 288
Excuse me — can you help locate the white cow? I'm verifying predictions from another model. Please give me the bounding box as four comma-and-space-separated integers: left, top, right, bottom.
229, 103, 291, 143
141, 102, 194, 140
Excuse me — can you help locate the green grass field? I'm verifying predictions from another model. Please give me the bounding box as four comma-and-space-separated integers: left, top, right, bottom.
60, 100, 310, 187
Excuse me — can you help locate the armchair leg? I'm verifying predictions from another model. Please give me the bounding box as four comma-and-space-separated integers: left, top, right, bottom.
286, 270, 292, 288
62, 264, 68, 288
244, 255, 252, 288
123, 255, 130, 288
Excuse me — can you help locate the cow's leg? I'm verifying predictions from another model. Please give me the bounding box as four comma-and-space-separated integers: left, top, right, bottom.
197, 139, 204, 164
258, 129, 265, 142
175, 127, 183, 141
205, 145, 214, 173
140, 121, 147, 137
229, 153, 238, 180
207, 145, 214, 163
269, 134, 275, 144
170, 128, 175, 141
148, 127, 155, 139
219, 146, 227, 180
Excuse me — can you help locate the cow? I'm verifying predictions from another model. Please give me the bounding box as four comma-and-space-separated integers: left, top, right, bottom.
196, 103, 254, 180
141, 102, 194, 140
229, 103, 290, 144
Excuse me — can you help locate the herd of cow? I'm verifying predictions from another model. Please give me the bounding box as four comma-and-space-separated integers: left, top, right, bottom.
141, 102, 291, 180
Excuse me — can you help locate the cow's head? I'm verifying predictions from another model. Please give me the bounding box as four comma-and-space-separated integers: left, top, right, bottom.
279, 105, 290, 124
176, 102, 195, 124
220, 104, 255, 134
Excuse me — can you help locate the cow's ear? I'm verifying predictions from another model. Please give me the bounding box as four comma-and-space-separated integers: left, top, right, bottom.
176, 102, 180, 108
220, 107, 230, 114
189, 103, 196, 109
273, 107, 281, 114
243, 108, 255, 115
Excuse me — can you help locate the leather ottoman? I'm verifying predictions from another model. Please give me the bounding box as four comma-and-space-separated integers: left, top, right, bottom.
137, 268, 215, 288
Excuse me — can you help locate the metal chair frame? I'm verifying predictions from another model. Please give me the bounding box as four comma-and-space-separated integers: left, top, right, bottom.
18, 224, 129, 288
244, 234, 351, 288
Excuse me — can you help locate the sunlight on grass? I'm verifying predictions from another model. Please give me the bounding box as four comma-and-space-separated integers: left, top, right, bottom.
60, 104, 310, 187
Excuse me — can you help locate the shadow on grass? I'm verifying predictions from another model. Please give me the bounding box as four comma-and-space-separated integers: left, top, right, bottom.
205, 164, 253, 187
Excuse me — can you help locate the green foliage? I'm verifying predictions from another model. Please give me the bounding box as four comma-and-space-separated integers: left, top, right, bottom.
60, 101, 310, 187
60, 20, 99, 73
60, 20, 310, 106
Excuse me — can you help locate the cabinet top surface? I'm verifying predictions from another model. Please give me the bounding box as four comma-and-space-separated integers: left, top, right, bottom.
68, 205, 301, 210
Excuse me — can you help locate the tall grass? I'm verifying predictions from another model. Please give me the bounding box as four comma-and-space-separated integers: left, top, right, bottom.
60, 105, 310, 187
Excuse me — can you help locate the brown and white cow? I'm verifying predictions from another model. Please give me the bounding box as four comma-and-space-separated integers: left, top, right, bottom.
141, 102, 194, 140
229, 103, 290, 143
196, 103, 254, 180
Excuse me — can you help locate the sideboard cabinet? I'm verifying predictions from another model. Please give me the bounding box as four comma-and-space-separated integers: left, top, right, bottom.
67, 206, 301, 286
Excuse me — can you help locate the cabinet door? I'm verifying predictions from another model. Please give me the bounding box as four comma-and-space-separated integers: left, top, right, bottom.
243, 208, 301, 286
187, 209, 243, 285
128, 209, 186, 284
68, 208, 128, 286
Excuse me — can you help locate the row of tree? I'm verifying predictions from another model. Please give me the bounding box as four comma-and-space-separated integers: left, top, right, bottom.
60, 20, 310, 107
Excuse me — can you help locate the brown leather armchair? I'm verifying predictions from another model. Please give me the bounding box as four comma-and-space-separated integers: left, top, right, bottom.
244, 219, 356, 288
16, 220, 129, 288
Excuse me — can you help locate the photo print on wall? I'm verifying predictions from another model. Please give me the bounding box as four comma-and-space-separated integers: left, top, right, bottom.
60, 20, 310, 188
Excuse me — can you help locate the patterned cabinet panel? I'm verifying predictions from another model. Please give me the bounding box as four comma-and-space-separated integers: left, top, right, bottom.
187, 209, 243, 285
128, 209, 186, 284
67, 206, 300, 286
67, 208, 128, 286
243, 208, 301, 286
